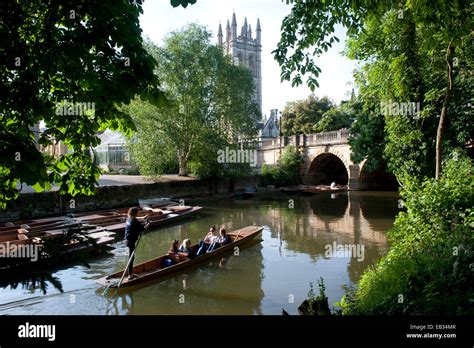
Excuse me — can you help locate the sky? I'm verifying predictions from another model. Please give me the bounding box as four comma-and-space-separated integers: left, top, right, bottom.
139, 0, 358, 118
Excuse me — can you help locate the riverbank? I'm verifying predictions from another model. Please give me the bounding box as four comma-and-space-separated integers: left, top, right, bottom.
1, 176, 258, 223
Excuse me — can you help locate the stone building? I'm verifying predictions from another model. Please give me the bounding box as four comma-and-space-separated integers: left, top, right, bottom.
218, 13, 262, 114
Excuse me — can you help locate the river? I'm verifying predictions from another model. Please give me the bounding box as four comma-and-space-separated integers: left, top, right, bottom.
0, 191, 399, 315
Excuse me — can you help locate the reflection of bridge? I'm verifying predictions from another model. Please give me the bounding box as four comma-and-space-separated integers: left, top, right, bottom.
257, 129, 366, 190
260, 191, 398, 283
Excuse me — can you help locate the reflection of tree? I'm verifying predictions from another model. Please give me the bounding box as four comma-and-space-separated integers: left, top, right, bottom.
253, 192, 395, 282
359, 192, 400, 232
346, 244, 385, 284
0, 225, 109, 295
0, 270, 63, 294
309, 193, 349, 223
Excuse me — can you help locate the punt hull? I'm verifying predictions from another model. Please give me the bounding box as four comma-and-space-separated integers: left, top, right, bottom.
96, 225, 264, 289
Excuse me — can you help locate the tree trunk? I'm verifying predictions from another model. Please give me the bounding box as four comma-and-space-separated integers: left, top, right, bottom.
178, 153, 188, 176
435, 43, 455, 180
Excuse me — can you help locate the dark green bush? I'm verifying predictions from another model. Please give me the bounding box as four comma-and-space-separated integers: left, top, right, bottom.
260, 146, 303, 187
339, 153, 473, 315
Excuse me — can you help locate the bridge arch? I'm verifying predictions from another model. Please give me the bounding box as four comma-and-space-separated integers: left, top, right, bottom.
306, 152, 349, 185
358, 159, 398, 191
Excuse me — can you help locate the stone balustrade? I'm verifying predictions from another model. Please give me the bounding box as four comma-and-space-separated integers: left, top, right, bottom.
256, 129, 349, 150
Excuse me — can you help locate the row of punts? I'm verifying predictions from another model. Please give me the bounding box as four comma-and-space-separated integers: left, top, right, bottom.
0, 200, 202, 270
1, 197, 265, 294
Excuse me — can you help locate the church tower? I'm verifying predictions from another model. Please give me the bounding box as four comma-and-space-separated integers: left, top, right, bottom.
218, 13, 262, 114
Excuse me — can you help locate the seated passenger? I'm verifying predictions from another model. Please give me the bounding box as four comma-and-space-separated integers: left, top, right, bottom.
178, 238, 196, 259
204, 226, 218, 243
207, 228, 231, 253
168, 239, 181, 263
196, 226, 217, 257
178, 239, 192, 253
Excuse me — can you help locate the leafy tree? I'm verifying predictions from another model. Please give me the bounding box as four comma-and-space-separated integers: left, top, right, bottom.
0, 0, 163, 208
347, 7, 472, 180
314, 100, 357, 133
339, 153, 474, 315
261, 146, 303, 187
275, 0, 473, 316
274, 0, 472, 179
170, 0, 197, 8
281, 95, 334, 136
128, 25, 259, 177
126, 102, 178, 178
345, 9, 434, 179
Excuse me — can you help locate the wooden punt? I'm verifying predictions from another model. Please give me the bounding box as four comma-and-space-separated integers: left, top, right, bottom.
0, 201, 178, 231
101, 206, 202, 234
281, 185, 347, 195
0, 204, 198, 237
0, 231, 116, 270
96, 225, 264, 288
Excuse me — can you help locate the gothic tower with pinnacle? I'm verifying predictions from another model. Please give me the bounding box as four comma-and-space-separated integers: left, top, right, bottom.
218, 13, 262, 114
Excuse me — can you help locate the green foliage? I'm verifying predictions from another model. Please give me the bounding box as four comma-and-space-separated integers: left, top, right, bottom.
314, 100, 356, 133
170, 0, 196, 8
260, 146, 303, 187
281, 95, 334, 136
344, 154, 473, 315
348, 111, 386, 174
347, 7, 472, 179
0, 0, 162, 208
274, 1, 472, 91
276, 0, 472, 180
127, 25, 259, 178
306, 278, 330, 316
125, 101, 178, 178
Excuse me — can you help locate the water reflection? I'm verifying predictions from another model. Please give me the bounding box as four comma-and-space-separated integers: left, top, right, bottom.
103, 242, 265, 315
0, 192, 398, 315
0, 270, 63, 295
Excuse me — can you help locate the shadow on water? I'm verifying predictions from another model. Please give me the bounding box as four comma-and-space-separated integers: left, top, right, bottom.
309, 192, 349, 221
0, 251, 116, 295
0, 270, 64, 295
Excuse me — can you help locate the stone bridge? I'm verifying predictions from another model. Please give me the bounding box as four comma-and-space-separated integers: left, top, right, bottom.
256, 129, 370, 190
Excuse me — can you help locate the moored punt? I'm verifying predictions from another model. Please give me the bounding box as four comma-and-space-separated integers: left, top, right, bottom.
96, 225, 264, 289
1, 204, 200, 236
100, 206, 202, 234
0, 229, 116, 270
0, 201, 178, 232
281, 185, 347, 195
